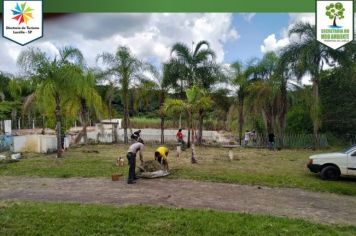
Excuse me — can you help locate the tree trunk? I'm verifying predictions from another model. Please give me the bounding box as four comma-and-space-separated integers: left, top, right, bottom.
238, 98, 244, 146
160, 116, 165, 144
108, 100, 112, 120
179, 113, 182, 128
0, 120, 4, 134
113, 123, 118, 143
198, 109, 204, 145
55, 96, 62, 158
122, 85, 129, 144
187, 127, 191, 148
42, 115, 45, 134
80, 98, 88, 145
312, 79, 320, 149
262, 108, 273, 134
160, 90, 165, 144
190, 113, 197, 163
123, 103, 129, 144
333, 16, 337, 27
278, 80, 288, 148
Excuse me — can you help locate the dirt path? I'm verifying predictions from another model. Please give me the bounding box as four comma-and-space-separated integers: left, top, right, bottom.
1, 177, 356, 225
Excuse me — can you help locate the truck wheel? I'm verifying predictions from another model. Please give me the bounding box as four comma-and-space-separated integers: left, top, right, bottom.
320, 166, 340, 180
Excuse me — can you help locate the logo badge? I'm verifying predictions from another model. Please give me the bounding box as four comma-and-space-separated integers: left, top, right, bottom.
316, 0, 354, 49
2, 0, 43, 45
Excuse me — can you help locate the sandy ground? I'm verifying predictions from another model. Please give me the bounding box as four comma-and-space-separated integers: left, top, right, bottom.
1, 176, 356, 225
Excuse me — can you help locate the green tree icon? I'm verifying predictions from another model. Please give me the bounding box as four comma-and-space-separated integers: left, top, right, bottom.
325, 2, 345, 27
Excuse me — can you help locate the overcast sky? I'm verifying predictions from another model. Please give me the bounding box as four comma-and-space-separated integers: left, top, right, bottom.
0, 13, 315, 76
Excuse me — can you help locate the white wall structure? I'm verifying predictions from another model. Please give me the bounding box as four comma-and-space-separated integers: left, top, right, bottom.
116, 129, 230, 143
100, 119, 122, 128
67, 126, 231, 145
4, 120, 11, 134
13, 135, 57, 153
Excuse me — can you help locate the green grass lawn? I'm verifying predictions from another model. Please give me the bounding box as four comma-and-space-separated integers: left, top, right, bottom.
1, 144, 356, 195
1, 201, 355, 236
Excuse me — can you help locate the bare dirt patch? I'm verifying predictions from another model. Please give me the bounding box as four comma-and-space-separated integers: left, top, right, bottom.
1, 176, 356, 225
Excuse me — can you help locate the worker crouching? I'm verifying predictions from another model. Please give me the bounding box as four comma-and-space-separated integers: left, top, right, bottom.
154, 146, 169, 171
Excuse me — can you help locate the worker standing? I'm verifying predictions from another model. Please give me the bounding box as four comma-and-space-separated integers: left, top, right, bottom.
126, 137, 145, 184
176, 129, 186, 150
154, 146, 169, 171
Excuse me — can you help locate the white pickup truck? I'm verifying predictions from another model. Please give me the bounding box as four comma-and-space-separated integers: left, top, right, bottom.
307, 145, 356, 180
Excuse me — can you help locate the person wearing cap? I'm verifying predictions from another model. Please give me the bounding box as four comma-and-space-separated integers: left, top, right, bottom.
154, 146, 169, 171
134, 129, 141, 137
126, 137, 145, 184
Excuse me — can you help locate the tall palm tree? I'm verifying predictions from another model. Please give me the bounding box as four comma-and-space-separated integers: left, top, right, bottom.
245, 52, 286, 143
146, 64, 172, 144
164, 86, 213, 163
170, 40, 216, 146
18, 46, 84, 157
97, 46, 143, 144
171, 40, 216, 87
280, 22, 343, 147
247, 76, 279, 134
230, 61, 249, 145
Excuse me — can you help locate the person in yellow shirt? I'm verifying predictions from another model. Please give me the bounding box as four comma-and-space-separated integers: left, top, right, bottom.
154, 146, 169, 171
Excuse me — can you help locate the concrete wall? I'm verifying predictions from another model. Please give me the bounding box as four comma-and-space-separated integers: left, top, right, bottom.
117, 129, 226, 142
11, 128, 232, 153
67, 127, 227, 144
13, 135, 57, 153
0, 134, 13, 152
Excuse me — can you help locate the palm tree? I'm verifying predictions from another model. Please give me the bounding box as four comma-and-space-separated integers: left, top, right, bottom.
280, 22, 343, 147
247, 76, 279, 134
146, 64, 172, 144
171, 40, 216, 87
230, 61, 249, 145
245, 52, 286, 144
164, 86, 213, 163
18, 46, 84, 157
67, 71, 106, 144
97, 46, 143, 144
170, 40, 216, 146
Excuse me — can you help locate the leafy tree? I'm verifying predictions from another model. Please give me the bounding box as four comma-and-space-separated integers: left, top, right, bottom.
67, 70, 106, 144
280, 22, 344, 147
97, 46, 144, 143
320, 68, 356, 138
0, 73, 24, 124
17, 46, 84, 157
326, 2, 345, 27
171, 40, 216, 87
170, 40, 217, 146
245, 53, 284, 136
164, 86, 213, 163
7, 77, 39, 130
230, 61, 249, 145
286, 87, 313, 134
145, 64, 172, 144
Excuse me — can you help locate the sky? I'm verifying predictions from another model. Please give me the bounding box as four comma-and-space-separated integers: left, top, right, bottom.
0, 13, 315, 75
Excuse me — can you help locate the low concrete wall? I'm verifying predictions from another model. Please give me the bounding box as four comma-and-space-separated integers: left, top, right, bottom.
13, 135, 57, 153
117, 129, 228, 143
67, 128, 228, 144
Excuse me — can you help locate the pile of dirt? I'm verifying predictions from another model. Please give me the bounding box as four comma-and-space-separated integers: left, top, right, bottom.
139, 160, 161, 172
